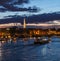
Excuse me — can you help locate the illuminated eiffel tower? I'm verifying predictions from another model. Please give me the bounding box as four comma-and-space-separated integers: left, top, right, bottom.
23, 18, 27, 38
23, 18, 26, 29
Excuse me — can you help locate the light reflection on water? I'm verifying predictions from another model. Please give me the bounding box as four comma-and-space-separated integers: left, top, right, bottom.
0, 42, 2, 61
0, 37, 60, 61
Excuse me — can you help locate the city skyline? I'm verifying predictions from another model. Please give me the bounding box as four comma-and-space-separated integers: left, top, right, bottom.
0, 19, 60, 29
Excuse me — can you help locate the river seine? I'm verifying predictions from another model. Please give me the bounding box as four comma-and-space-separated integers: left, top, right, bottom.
0, 37, 60, 61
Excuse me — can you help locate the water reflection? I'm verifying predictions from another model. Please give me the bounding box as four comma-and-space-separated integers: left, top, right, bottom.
0, 42, 2, 61
0, 37, 60, 61
41, 45, 47, 56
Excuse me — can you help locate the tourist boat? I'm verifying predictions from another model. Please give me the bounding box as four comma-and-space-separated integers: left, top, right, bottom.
34, 38, 50, 44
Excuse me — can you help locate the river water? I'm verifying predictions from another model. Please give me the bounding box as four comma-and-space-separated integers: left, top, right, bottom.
0, 37, 60, 61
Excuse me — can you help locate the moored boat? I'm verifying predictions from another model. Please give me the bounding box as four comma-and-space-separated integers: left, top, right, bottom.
34, 38, 50, 44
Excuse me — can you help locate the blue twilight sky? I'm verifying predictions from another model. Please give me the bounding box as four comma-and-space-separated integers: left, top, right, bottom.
0, 0, 60, 19
24, 0, 60, 13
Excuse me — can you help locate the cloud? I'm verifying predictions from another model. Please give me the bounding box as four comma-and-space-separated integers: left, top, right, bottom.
46, 20, 60, 25
12, 0, 29, 4
1, 4, 40, 12
0, 0, 40, 12
0, 0, 29, 5
0, 7, 7, 12
0, 12, 60, 24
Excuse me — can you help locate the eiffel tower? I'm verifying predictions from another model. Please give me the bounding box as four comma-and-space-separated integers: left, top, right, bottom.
23, 18, 26, 29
